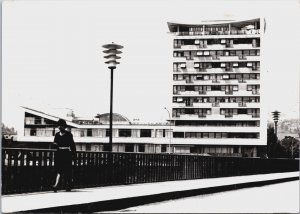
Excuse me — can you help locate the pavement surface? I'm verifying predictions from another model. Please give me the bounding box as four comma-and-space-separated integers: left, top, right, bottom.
2, 171, 299, 213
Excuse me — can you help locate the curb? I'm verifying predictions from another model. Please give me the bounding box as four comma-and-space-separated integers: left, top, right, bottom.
21, 176, 299, 213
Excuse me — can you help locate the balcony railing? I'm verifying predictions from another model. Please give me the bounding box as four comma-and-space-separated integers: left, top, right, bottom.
238, 55, 247, 60
212, 55, 220, 60
252, 90, 260, 95
225, 91, 233, 95
175, 29, 260, 36
212, 79, 220, 83
238, 102, 247, 107
252, 114, 260, 118
212, 102, 220, 107
186, 79, 193, 83
199, 91, 207, 95
2, 148, 298, 195
238, 79, 247, 83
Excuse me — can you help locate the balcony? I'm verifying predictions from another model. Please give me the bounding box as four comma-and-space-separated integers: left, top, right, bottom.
198, 114, 207, 118
212, 79, 220, 83
225, 43, 234, 48
197, 68, 207, 72
186, 102, 194, 107
225, 91, 233, 95
238, 79, 247, 83
185, 79, 193, 84
238, 102, 247, 107
238, 55, 247, 60
199, 90, 207, 95
212, 55, 220, 60
212, 102, 220, 107
252, 90, 260, 95
199, 44, 207, 49
175, 29, 260, 36
225, 114, 233, 118
252, 114, 260, 118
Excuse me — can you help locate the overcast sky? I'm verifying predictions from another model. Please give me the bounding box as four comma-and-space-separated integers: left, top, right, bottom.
2, 0, 300, 127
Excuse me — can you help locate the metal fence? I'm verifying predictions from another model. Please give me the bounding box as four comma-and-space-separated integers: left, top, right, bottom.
2, 148, 299, 194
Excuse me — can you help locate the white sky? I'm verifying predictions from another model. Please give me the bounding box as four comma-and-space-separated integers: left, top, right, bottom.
2, 0, 300, 127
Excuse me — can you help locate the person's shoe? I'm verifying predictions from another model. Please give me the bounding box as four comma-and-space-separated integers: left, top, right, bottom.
52, 185, 58, 193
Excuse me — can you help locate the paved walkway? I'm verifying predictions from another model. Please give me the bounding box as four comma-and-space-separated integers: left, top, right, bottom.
2, 172, 299, 213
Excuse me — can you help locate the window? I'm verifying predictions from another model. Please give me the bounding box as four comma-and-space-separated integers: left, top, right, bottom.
161, 145, 167, 153
173, 132, 184, 138
86, 144, 91, 151
140, 129, 151, 138
87, 129, 92, 137
125, 144, 134, 152
103, 144, 111, 151
163, 129, 166, 137
119, 129, 132, 137
138, 144, 145, 152
105, 129, 110, 137
30, 129, 36, 136
223, 74, 229, 79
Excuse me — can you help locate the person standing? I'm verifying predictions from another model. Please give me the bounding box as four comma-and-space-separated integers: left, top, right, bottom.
52, 119, 76, 192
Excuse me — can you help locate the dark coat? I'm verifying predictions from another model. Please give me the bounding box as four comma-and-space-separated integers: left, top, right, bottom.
53, 131, 76, 173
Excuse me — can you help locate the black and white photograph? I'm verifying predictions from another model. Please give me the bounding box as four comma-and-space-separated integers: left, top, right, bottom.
1, 0, 300, 213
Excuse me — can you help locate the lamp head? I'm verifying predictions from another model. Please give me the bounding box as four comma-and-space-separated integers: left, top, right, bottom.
103, 43, 123, 69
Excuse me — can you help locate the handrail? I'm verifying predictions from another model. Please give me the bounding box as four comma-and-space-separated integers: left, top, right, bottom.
2, 148, 299, 195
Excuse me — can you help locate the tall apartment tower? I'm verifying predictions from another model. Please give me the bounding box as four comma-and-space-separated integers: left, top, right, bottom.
168, 18, 266, 157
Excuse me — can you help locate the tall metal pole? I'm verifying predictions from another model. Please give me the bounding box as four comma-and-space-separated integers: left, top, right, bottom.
109, 67, 114, 152
103, 42, 123, 153
164, 107, 171, 154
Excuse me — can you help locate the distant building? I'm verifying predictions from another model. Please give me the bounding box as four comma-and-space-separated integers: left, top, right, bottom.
15, 18, 267, 157
167, 18, 266, 157
19, 106, 173, 153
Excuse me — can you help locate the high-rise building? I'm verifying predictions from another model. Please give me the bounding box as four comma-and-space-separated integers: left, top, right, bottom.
168, 18, 266, 157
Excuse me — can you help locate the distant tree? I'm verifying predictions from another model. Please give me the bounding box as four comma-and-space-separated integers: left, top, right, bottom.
281, 136, 300, 159
267, 126, 288, 158
1, 123, 17, 135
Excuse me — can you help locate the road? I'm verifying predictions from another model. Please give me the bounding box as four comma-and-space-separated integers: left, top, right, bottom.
102, 181, 299, 213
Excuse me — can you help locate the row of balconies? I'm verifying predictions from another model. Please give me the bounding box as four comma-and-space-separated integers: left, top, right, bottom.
175, 79, 258, 85
173, 102, 258, 108
174, 29, 260, 36
174, 67, 260, 73
173, 113, 260, 119
173, 89, 260, 96
175, 43, 260, 50
174, 55, 260, 63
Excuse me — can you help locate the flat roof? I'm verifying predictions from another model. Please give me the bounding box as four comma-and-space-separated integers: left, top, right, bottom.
167, 18, 260, 32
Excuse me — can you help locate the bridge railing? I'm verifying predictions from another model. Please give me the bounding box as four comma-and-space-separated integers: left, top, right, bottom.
2, 148, 299, 194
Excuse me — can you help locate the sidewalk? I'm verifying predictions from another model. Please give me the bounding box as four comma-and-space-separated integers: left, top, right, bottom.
2, 171, 299, 213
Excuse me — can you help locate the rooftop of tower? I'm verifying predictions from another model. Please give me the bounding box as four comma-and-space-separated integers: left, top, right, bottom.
167, 18, 260, 32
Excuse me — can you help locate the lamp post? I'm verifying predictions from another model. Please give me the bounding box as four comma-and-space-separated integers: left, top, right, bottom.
272, 110, 280, 138
102, 43, 123, 152
164, 107, 172, 154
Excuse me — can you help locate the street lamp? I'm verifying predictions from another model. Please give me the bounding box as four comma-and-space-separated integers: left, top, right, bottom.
164, 107, 172, 154
272, 110, 280, 138
102, 42, 123, 152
